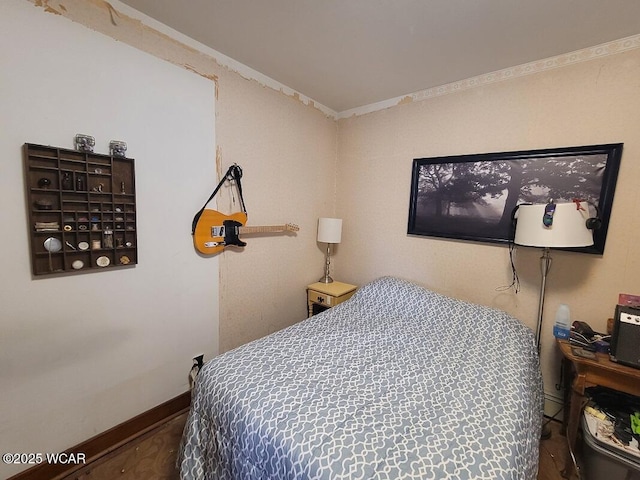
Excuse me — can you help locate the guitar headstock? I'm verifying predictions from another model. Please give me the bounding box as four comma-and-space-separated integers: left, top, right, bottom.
285, 223, 300, 232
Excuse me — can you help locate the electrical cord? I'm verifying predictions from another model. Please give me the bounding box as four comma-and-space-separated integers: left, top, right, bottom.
496, 240, 520, 293
189, 357, 204, 390
189, 364, 199, 390
544, 403, 565, 429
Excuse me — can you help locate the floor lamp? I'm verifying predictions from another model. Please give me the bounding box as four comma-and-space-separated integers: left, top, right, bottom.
514, 201, 594, 352
514, 201, 594, 441
317, 218, 342, 283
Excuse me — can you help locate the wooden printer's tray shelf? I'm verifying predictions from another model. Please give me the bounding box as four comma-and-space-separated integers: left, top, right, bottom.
25, 143, 137, 277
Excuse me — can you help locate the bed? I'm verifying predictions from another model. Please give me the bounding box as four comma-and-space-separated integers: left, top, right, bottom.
179, 276, 543, 479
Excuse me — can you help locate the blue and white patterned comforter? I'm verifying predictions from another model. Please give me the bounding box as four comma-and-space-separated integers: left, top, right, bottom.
179, 276, 543, 479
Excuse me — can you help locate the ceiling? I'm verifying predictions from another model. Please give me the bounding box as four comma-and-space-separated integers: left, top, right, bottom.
119, 0, 640, 113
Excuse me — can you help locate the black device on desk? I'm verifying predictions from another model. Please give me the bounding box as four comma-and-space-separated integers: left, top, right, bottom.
570, 321, 599, 351
573, 321, 596, 339
610, 305, 640, 369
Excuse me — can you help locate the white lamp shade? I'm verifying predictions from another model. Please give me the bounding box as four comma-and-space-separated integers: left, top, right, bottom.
514, 202, 593, 248
317, 218, 342, 244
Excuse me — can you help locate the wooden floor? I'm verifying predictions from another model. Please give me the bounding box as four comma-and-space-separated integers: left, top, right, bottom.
62, 414, 188, 480
61, 415, 576, 479
539, 420, 579, 480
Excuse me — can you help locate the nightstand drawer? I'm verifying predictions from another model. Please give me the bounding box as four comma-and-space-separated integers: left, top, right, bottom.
308, 290, 334, 307
306, 281, 357, 318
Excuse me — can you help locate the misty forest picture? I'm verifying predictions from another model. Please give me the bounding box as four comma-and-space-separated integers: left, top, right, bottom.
407, 145, 622, 251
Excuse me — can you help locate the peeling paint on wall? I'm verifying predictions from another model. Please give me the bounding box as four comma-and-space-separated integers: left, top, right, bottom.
104, 1, 120, 26
336, 34, 640, 119
397, 96, 414, 106
30, 0, 218, 81
33, 0, 62, 15
184, 63, 218, 85
26, 0, 333, 118
216, 146, 222, 180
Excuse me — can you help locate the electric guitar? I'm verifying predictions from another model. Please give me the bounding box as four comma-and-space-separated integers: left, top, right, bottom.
193, 210, 299, 255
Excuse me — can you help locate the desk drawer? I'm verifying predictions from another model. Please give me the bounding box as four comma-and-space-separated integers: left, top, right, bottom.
308, 290, 334, 307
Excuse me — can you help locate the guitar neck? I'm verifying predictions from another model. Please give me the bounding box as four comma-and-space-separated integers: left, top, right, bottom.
239, 225, 289, 234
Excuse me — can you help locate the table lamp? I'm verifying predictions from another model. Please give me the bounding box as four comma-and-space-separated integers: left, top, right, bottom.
317, 217, 342, 283
514, 201, 594, 351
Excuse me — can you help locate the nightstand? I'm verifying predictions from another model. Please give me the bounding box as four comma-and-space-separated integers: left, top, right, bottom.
306, 281, 357, 317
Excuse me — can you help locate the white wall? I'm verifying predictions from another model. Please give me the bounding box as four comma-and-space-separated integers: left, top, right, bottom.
0, 2, 218, 476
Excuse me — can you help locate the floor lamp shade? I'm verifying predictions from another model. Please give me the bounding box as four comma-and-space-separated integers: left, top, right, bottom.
317, 218, 342, 244
514, 202, 593, 248
513, 201, 593, 356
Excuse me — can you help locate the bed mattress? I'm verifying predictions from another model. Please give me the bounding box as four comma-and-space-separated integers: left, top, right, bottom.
179, 276, 543, 479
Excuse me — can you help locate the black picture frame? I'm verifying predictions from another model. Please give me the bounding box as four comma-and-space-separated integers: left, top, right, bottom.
407, 143, 623, 254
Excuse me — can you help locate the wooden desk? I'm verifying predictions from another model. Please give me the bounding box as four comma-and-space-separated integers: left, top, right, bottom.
557, 339, 640, 476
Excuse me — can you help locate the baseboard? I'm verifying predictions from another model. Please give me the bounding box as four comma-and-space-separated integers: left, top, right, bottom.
544, 391, 565, 422
8, 391, 191, 480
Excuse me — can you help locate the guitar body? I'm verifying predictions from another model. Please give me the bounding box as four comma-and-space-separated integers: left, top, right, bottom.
193, 210, 248, 255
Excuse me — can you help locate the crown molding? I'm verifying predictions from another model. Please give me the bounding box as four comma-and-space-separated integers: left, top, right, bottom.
338, 34, 640, 119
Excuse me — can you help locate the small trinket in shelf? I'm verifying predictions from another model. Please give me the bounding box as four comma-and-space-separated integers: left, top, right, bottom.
120, 181, 126, 194
75, 175, 85, 191
34, 199, 53, 210
61, 172, 73, 190
103, 229, 114, 248
96, 256, 110, 267
37, 178, 51, 189
109, 140, 127, 157
75, 134, 95, 152
43, 237, 62, 252
35, 221, 59, 232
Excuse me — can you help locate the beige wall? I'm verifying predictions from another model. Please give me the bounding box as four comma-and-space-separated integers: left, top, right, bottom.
336, 48, 640, 400
214, 64, 337, 351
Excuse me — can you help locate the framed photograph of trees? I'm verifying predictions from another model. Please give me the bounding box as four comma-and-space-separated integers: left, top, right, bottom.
407, 144, 623, 254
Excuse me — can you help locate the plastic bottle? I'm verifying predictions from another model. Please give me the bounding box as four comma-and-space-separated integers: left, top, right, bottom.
553, 304, 571, 339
